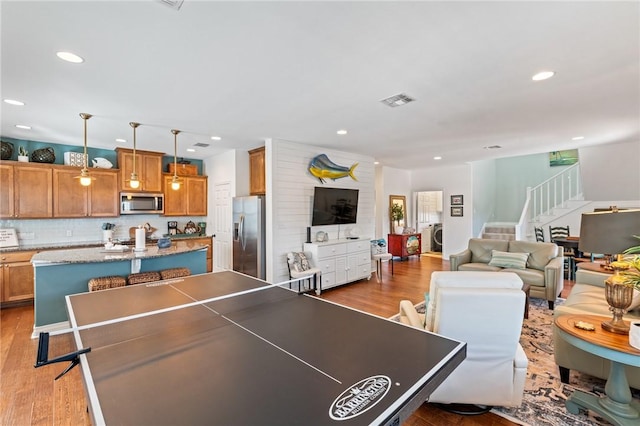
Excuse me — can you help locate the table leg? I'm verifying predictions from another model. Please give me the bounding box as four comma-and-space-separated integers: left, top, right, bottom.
566, 361, 639, 425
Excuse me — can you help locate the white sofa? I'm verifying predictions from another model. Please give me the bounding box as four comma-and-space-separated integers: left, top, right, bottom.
399, 271, 528, 408
553, 269, 640, 389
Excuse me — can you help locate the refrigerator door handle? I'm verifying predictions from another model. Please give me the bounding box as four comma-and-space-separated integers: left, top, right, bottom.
239, 214, 246, 250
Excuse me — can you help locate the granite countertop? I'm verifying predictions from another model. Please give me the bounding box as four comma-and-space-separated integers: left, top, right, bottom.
1, 234, 212, 253
31, 239, 209, 265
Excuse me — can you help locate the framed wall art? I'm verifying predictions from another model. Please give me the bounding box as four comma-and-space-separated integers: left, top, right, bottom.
451, 206, 463, 217
450, 195, 463, 206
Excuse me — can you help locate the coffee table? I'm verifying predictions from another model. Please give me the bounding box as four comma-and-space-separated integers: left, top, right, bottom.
555, 314, 640, 426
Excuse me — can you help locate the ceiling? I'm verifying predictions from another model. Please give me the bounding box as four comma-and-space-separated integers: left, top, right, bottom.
1, 1, 638, 169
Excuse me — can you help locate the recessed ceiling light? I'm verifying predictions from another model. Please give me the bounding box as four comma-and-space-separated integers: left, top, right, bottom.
15, 124, 31, 130
572, 136, 585, 141
433, 156, 442, 160
337, 129, 348, 135
211, 136, 221, 141
56, 51, 84, 63
532, 71, 555, 81
374, 161, 380, 165
3, 99, 24, 106
115, 138, 127, 143
186, 148, 196, 152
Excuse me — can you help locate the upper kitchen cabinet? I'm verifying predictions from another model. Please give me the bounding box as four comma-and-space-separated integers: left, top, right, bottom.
116, 147, 164, 192
1, 162, 53, 218
52, 167, 119, 217
163, 174, 208, 216
249, 146, 265, 195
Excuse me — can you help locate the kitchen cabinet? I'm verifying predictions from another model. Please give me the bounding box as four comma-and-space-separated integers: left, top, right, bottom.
13, 163, 53, 218
303, 239, 371, 291
388, 233, 421, 259
249, 146, 265, 195
1, 250, 37, 306
163, 174, 208, 216
0, 164, 14, 217
176, 236, 213, 272
116, 147, 164, 192
53, 167, 119, 217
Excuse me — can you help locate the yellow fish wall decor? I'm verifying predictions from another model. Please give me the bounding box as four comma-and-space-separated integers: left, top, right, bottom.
308, 154, 358, 183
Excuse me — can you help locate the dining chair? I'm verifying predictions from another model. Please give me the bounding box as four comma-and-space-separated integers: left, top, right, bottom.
549, 226, 573, 279
534, 227, 545, 242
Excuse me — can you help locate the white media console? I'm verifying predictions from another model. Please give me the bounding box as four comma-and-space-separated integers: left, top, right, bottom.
303, 238, 372, 291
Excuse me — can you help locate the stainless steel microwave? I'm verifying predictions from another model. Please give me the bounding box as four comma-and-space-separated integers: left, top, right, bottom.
120, 193, 164, 215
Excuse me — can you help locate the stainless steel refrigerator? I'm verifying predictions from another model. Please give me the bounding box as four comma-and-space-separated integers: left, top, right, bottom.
232, 195, 266, 279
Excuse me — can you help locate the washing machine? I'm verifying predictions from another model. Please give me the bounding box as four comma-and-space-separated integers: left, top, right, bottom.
432, 223, 443, 252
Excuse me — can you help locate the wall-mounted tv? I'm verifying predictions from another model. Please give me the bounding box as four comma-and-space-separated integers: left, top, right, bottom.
312, 187, 359, 226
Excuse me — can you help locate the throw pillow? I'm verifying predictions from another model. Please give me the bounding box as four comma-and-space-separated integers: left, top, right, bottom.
488, 250, 529, 270
291, 252, 311, 273
629, 289, 640, 311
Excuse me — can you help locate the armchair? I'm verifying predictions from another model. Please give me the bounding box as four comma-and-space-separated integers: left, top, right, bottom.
399, 271, 528, 409
450, 238, 564, 309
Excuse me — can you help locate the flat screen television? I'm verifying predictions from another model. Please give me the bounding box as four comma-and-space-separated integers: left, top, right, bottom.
312, 187, 359, 226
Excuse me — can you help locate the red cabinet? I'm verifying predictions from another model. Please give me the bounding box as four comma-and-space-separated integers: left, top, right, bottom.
388, 234, 421, 259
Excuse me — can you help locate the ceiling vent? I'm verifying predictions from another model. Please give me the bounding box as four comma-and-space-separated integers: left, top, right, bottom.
193, 142, 210, 148
484, 145, 502, 150
157, 0, 184, 11
380, 93, 416, 107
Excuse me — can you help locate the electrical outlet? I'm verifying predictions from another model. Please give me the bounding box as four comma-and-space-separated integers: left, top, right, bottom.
66, 230, 73, 237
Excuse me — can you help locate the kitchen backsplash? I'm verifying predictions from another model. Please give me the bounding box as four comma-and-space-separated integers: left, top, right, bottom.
0, 215, 208, 246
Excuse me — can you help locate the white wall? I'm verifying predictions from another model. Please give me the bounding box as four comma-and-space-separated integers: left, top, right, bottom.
410, 164, 473, 258
580, 140, 640, 201
269, 139, 375, 284
471, 159, 497, 237
380, 166, 412, 238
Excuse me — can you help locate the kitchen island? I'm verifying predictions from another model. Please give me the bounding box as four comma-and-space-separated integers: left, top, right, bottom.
31, 240, 208, 332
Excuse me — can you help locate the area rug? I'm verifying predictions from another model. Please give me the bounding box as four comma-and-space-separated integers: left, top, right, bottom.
391, 298, 640, 426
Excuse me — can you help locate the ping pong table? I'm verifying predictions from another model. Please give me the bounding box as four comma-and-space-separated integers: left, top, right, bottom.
50, 271, 465, 425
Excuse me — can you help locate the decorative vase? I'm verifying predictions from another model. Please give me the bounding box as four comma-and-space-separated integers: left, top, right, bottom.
602, 275, 633, 334
17, 155, 29, 162
31, 147, 55, 163
395, 226, 404, 234
1, 141, 14, 160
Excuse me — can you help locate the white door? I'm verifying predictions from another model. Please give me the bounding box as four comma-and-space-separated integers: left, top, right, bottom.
213, 182, 231, 272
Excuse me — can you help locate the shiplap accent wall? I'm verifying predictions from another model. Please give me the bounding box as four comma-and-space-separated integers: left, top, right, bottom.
268, 139, 375, 284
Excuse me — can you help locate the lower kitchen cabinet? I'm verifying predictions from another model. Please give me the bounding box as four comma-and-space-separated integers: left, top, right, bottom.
1, 250, 37, 306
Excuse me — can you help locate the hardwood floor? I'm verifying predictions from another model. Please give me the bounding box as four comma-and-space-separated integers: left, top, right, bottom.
0, 254, 573, 425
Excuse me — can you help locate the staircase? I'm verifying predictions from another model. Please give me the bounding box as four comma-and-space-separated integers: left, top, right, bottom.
482, 223, 516, 241
519, 163, 588, 240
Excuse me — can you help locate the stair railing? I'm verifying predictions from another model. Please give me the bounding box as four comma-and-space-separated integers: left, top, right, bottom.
527, 163, 581, 221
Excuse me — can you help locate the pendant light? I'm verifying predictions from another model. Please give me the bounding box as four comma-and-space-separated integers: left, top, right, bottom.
128, 122, 141, 189
170, 129, 182, 190
76, 113, 94, 186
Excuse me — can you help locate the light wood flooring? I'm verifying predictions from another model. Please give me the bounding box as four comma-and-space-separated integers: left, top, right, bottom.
1, 254, 574, 425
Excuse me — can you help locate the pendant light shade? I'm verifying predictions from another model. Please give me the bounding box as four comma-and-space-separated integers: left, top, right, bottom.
129, 122, 141, 189
171, 129, 182, 190
76, 113, 94, 186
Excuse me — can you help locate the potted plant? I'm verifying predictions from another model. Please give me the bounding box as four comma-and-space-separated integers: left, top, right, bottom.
18, 146, 29, 162
603, 254, 640, 334
391, 202, 404, 234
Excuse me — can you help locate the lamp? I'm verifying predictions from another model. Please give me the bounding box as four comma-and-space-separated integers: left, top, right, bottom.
128, 122, 141, 189
578, 208, 640, 267
76, 113, 94, 186
578, 208, 640, 334
170, 129, 181, 190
